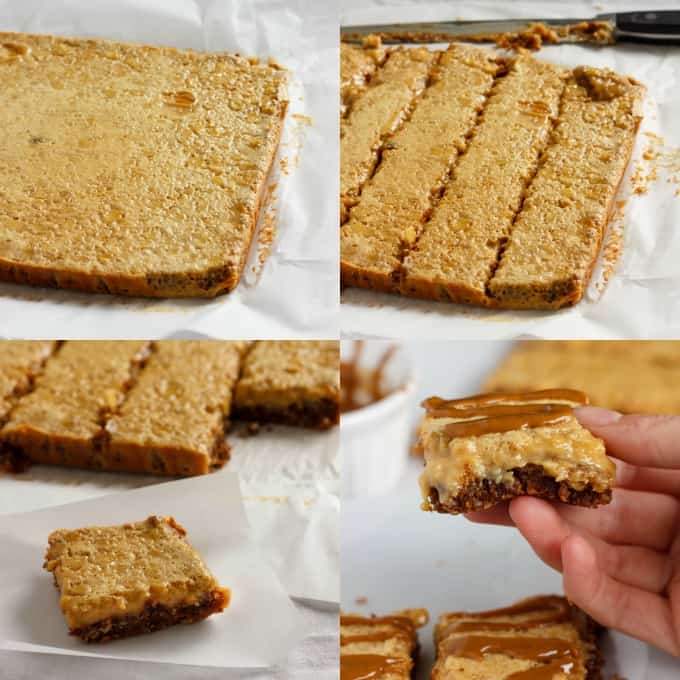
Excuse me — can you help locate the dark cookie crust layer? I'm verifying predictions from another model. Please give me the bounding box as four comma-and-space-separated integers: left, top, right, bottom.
71, 590, 229, 643
233, 397, 340, 430
424, 463, 612, 514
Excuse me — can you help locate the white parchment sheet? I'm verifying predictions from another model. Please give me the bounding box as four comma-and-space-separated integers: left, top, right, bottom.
0, 0, 338, 339
341, 0, 680, 339
0, 473, 310, 668
0, 425, 340, 604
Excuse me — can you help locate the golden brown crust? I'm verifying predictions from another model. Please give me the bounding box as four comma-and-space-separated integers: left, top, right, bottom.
0, 32, 287, 298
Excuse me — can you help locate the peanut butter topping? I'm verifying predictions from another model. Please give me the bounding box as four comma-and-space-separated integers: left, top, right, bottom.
418, 389, 614, 503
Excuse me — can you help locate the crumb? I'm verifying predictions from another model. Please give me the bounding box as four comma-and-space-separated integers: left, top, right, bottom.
292, 113, 313, 126
595, 198, 627, 295
435, 559, 448, 568
237, 421, 261, 438
279, 155, 289, 176
631, 132, 680, 197
355, 596, 368, 605
252, 182, 279, 277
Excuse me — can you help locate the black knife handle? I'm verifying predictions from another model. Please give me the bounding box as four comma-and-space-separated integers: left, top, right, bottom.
615, 10, 680, 41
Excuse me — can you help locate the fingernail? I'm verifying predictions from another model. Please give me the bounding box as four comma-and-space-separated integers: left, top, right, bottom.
574, 407, 623, 427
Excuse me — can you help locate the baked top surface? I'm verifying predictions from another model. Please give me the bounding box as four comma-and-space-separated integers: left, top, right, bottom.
485, 340, 680, 415
433, 596, 599, 680
106, 341, 245, 455
340, 40, 644, 309
3, 341, 149, 440
0, 341, 55, 420
0, 32, 286, 286
418, 390, 615, 506
235, 340, 340, 407
44, 515, 226, 629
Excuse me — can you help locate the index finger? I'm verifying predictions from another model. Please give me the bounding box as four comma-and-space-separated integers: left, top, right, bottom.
575, 408, 680, 470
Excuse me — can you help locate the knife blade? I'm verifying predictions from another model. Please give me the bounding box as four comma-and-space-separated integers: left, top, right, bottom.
341, 10, 680, 44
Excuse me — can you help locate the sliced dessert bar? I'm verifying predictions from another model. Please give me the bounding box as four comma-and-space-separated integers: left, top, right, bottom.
105, 341, 248, 475
418, 389, 614, 514
44, 515, 229, 642
341, 48, 435, 222
341, 609, 427, 679
0, 341, 56, 424
1, 341, 150, 470
487, 67, 645, 308
234, 341, 340, 429
402, 55, 566, 305
341, 39, 386, 117
485, 340, 680, 415
342, 45, 499, 293
433, 595, 603, 679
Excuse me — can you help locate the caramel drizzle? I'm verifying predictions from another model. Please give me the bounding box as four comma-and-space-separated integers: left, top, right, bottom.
422, 390, 588, 437
340, 614, 416, 633
438, 596, 570, 640
439, 598, 578, 680
443, 635, 577, 680
341, 630, 410, 645
341, 654, 411, 680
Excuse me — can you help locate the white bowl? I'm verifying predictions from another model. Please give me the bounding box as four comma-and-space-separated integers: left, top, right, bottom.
340, 342, 416, 498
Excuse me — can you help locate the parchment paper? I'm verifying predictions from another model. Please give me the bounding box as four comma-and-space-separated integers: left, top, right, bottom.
0, 425, 340, 604
0, 0, 338, 339
340, 0, 680, 339
0, 473, 310, 668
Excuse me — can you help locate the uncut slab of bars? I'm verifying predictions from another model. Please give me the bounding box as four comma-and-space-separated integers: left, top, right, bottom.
340, 42, 644, 310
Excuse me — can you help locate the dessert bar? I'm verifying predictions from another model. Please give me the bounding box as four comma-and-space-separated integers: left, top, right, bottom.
2, 341, 150, 470
0, 340, 339, 475
105, 341, 248, 475
341, 609, 427, 679
485, 340, 680, 415
234, 341, 340, 429
0, 32, 287, 298
44, 516, 229, 642
0, 341, 56, 424
340, 41, 644, 309
341, 40, 386, 118
342, 44, 500, 293
418, 389, 615, 514
433, 595, 603, 679
341, 47, 435, 224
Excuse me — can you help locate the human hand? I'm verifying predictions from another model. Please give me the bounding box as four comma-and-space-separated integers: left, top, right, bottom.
466, 407, 680, 656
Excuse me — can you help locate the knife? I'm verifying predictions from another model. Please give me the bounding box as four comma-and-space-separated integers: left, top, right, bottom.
342, 10, 680, 44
